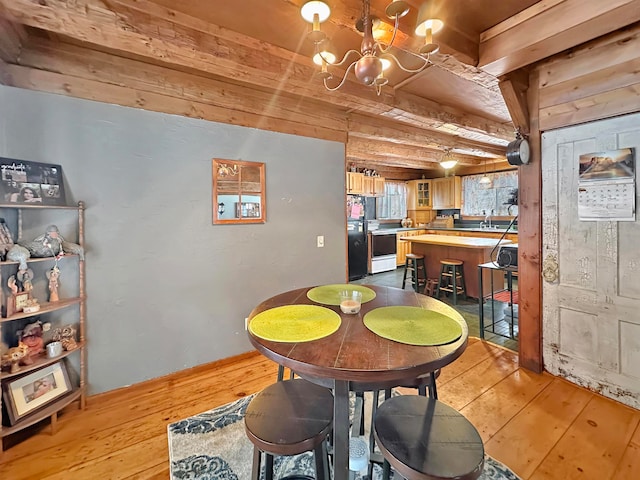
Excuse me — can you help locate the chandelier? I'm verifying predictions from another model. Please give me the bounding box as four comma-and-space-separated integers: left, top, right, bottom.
300, 0, 443, 94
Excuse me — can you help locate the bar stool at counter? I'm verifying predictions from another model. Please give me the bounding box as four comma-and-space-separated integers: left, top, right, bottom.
244, 379, 333, 480
436, 259, 467, 305
401, 253, 427, 292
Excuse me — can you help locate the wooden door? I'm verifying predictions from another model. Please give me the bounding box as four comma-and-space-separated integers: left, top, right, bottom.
541, 112, 640, 409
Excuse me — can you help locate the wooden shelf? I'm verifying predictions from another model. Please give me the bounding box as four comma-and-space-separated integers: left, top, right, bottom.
0, 253, 79, 267
1, 342, 84, 380
0, 203, 81, 210
0, 388, 83, 437
0, 297, 83, 323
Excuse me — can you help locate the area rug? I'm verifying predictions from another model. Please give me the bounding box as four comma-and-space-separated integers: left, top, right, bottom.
168, 394, 521, 480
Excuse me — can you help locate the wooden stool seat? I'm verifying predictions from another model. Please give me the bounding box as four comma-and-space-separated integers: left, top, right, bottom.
436, 259, 467, 305
245, 379, 333, 480
374, 395, 484, 480
402, 254, 427, 292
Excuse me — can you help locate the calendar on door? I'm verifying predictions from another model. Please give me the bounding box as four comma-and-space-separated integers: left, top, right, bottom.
578, 148, 636, 221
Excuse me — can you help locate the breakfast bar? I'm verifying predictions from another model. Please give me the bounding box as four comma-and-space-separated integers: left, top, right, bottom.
401, 234, 511, 299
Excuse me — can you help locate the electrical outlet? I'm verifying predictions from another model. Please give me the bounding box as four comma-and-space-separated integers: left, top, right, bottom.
317, 235, 324, 248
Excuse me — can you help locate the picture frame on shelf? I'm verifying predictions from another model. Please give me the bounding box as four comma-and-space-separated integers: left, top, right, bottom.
0, 158, 67, 206
2, 362, 71, 425
14, 291, 31, 312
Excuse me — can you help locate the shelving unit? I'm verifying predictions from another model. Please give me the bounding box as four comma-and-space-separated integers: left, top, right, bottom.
0, 202, 86, 450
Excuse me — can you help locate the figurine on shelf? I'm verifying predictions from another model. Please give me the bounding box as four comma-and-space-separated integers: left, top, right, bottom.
18, 224, 84, 260
53, 324, 78, 351
16, 267, 34, 292
17, 320, 50, 364
47, 265, 61, 302
0, 217, 14, 261
1, 342, 29, 373
6, 244, 31, 270
23, 298, 40, 314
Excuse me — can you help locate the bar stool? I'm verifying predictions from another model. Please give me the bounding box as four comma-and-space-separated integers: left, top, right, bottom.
374, 395, 484, 480
436, 259, 467, 305
402, 253, 427, 292
244, 379, 333, 480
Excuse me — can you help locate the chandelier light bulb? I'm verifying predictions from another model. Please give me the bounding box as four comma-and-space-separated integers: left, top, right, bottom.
300, 1, 331, 23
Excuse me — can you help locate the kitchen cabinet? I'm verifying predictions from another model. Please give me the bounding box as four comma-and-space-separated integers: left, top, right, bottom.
407, 180, 431, 210
0, 202, 86, 449
362, 176, 385, 197
431, 176, 461, 210
396, 229, 426, 266
346, 172, 364, 194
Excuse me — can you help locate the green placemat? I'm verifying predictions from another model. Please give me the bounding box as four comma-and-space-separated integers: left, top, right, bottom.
307, 284, 376, 306
249, 305, 341, 343
363, 306, 462, 346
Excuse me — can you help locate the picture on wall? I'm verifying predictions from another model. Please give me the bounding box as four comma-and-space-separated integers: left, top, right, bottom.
0, 158, 67, 206
578, 148, 635, 181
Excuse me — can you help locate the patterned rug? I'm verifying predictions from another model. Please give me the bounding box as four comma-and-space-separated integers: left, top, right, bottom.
168, 393, 521, 480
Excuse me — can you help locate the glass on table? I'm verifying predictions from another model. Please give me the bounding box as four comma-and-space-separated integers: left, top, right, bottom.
340, 290, 362, 314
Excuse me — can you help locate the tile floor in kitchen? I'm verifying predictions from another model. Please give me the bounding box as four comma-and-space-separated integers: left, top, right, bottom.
351, 267, 519, 351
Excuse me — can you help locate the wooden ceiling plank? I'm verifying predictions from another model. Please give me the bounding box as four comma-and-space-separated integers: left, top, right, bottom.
0, 0, 513, 144
2, 63, 346, 142
478, 0, 640, 76
348, 113, 507, 157
0, 17, 23, 62
19, 39, 349, 132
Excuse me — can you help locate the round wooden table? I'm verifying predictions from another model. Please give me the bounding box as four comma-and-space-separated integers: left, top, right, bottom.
247, 285, 469, 480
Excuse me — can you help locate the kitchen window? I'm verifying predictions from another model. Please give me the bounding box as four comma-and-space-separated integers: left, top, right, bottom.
376, 181, 407, 219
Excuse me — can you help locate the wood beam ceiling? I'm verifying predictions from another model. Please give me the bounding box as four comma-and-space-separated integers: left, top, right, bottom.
0, 0, 512, 149
479, 0, 640, 77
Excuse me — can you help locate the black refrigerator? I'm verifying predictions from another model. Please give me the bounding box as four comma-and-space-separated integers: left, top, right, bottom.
347, 195, 376, 281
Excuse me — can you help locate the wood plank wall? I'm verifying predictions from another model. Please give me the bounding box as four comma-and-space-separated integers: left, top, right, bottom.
520, 22, 640, 372
537, 23, 640, 131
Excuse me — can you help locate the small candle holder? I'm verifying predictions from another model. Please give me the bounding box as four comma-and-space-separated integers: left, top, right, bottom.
340, 290, 362, 314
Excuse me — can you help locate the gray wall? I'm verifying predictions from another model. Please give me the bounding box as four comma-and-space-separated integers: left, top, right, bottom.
0, 85, 347, 394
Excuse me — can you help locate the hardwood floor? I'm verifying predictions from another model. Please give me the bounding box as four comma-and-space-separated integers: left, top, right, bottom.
1, 340, 639, 479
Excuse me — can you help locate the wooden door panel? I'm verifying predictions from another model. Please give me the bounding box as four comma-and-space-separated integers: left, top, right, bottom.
541, 111, 640, 409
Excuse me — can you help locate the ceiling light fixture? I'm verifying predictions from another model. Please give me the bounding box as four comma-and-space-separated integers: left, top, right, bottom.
439, 149, 457, 170
300, 0, 443, 95
479, 159, 492, 187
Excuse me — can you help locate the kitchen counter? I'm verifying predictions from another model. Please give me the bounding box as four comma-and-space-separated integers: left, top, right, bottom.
401, 234, 512, 248
402, 234, 510, 298
369, 227, 424, 235
425, 227, 517, 234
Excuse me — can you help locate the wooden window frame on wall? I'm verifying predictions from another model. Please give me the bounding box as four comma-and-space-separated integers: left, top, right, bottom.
212, 159, 266, 225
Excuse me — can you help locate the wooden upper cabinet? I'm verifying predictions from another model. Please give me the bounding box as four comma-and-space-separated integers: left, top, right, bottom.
346, 172, 364, 194
407, 180, 432, 210
348, 173, 385, 196
431, 176, 461, 210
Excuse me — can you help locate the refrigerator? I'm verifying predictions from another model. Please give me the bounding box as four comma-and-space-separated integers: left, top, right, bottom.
347, 195, 376, 281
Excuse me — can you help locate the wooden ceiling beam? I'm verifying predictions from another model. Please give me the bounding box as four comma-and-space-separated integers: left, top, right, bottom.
0, 0, 511, 144
499, 71, 530, 135
478, 0, 640, 76
0, 16, 25, 62
348, 113, 508, 157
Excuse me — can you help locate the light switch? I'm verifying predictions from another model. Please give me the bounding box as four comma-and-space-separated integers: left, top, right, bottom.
317, 235, 325, 248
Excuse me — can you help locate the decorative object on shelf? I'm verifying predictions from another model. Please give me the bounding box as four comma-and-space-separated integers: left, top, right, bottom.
301, 0, 443, 95
0, 218, 14, 260
19, 224, 84, 260
0, 158, 67, 206
46, 341, 63, 359
1, 361, 71, 425
439, 149, 457, 170
22, 299, 40, 314
52, 325, 78, 352
1, 343, 29, 374
6, 244, 30, 270
17, 319, 50, 364
6, 270, 34, 316
46, 265, 61, 302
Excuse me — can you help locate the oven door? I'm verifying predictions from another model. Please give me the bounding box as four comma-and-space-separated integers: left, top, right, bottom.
371, 233, 397, 257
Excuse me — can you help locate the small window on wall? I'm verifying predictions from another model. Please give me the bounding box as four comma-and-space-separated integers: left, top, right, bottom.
376, 181, 407, 219
212, 159, 266, 224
